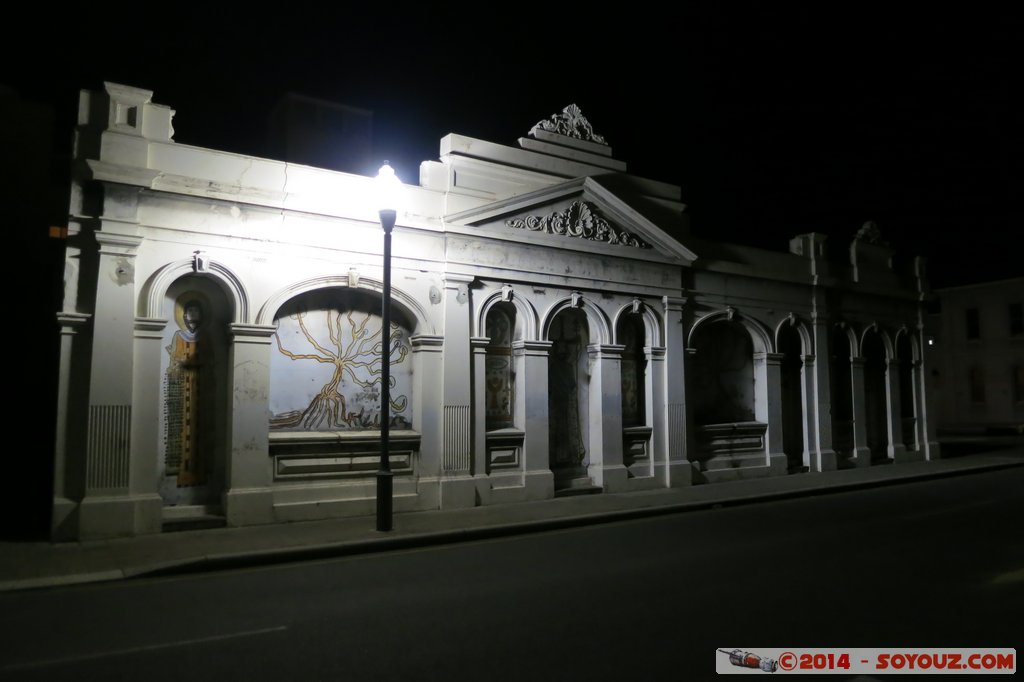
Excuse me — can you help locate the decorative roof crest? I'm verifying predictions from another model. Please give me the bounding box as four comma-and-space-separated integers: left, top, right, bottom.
529, 104, 608, 145
855, 220, 887, 245
505, 201, 651, 249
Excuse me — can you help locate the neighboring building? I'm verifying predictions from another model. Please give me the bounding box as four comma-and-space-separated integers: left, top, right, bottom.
926, 277, 1024, 432
52, 83, 940, 540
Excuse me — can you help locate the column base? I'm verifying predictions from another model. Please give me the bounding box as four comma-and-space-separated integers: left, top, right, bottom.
664, 460, 694, 487
588, 463, 629, 492
853, 446, 872, 467
51, 497, 79, 542
224, 487, 274, 527
78, 493, 163, 540
439, 474, 476, 509
810, 448, 838, 472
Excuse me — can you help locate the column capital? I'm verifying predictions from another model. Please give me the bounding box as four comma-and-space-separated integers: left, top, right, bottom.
663, 296, 688, 312
411, 334, 444, 351
134, 317, 168, 338
755, 352, 786, 364
470, 336, 490, 351
588, 343, 625, 359
57, 311, 91, 329
230, 323, 277, 343
443, 273, 475, 288
513, 340, 552, 356
94, 231, 143, 255
645, 346, 667, 360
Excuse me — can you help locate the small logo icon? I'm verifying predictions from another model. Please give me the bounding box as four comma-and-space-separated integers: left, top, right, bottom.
718, 649, 778, 673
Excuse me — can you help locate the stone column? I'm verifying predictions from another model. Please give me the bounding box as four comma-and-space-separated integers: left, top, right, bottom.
470, 336, 490, 501
78, 232, 163, 539
52, 312, 90, 540
755, 352, 788, 474
885, 357, 911, 461
662, 296, 692, 486
915, 321, 942, 460
800, 354, 817, 470
410, 335, 445, 508
641, 346, 666, 481
515, 340, 554, 499
439, 275, 475, 508
223, 323, 276, 527
130, 317, 169, 527
810, 311, 837, 471
850, 357, 871, 467
587, 344, 628, 491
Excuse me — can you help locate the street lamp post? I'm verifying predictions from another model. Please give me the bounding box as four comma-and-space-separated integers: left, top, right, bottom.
375, 162, 401, 532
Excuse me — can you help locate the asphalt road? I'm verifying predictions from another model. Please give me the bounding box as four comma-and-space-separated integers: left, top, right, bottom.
1, 467, 1020, 681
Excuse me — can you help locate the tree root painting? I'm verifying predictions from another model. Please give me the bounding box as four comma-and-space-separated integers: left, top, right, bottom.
271, 309, 410, 431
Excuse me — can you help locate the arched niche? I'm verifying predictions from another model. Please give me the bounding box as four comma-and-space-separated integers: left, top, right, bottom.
268, 287, 416, 433
158, 274, 232, 507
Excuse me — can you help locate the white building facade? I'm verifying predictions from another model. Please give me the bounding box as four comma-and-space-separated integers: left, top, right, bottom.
52, 83, 940, 540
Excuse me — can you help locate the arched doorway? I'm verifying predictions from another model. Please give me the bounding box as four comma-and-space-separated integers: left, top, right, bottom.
548, 308, 590, 488
779, 323, 805, 473
830, 326, 854, 467
862, 329, 890, 463
617, 312, 647, 469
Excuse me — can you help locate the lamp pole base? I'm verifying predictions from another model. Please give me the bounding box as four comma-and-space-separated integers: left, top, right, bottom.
376, 470, 393, 532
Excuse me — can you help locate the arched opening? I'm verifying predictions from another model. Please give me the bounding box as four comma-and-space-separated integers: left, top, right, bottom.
159, 276, 231, 509
617, 312, 649, 470
692, 320, 755, 425
617, 313, 647, 429
485, 303, 516, 430
779, 323, 805, 473
862, 329, 890, 463
269, 288, 415, 432
830, 326, 854, 467
548, 308, 590, 487
896, 334, 917, 451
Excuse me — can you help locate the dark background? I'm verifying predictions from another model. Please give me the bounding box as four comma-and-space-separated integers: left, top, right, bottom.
0, 5, 1017, 537
4, 4, 1018, 286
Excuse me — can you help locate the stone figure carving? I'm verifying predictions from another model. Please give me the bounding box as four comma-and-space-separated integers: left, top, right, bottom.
529, 104, 608, 145
165, 300, 206, 486
505, 201, 651, 248
549, 311, 587, 468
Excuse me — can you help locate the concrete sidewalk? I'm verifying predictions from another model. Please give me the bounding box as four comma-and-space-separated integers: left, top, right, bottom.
3, 443, 1023, 593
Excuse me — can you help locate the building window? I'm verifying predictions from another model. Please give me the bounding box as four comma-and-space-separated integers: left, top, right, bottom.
485, 304, 516, 429
1010, 303, 1023, 337
969, 366, 985, 404
1014, 366, 1024, 404
965, 308, 980, 340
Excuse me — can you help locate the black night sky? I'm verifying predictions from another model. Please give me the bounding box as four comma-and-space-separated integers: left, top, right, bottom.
4, 5, 1019, 288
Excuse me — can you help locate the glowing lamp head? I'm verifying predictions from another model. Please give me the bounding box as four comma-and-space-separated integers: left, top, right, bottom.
374, 162, 403, 219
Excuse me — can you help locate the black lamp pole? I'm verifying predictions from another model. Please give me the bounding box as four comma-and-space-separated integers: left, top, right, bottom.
376, 205, 396, 532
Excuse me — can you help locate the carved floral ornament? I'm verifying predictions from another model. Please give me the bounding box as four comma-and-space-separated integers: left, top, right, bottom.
529, 104, 608, 145
505, 201, 651, 249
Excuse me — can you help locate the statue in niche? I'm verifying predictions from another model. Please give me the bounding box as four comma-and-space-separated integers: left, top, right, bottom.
548, 312, 587, 468
165, 298, 207, 486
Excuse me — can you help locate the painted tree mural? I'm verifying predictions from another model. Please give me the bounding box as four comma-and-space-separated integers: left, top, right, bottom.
270, 303, 411, 431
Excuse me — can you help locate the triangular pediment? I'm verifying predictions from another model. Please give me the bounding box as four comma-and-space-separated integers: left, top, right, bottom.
444, 176, 698, 265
